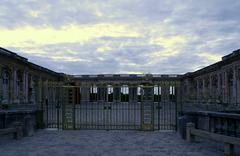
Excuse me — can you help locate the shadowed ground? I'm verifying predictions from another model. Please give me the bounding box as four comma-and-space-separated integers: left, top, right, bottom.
0, 130, 233, 156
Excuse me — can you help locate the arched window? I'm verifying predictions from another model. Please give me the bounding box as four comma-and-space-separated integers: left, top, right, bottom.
2, 69, 10, 103
16, 71, 23, 101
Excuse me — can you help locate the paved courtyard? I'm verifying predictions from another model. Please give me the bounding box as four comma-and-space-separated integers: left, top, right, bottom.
0, 129, 236, 156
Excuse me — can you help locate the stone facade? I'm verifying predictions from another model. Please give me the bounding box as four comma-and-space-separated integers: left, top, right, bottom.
181, 49, 240, 112
0, 47, 63, 110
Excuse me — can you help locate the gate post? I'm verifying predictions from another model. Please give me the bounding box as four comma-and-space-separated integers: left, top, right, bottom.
141, 84, 154, 131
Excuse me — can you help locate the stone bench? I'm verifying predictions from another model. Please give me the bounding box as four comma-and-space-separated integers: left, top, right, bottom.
0, 122, 23, 139
186, 122, 240, 156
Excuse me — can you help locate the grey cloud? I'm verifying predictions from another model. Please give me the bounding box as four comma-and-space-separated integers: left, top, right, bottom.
2, 0, 240, 74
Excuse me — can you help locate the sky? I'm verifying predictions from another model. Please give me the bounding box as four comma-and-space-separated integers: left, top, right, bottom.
0, 0, 240, 75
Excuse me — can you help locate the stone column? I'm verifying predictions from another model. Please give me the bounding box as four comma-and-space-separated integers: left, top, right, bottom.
202, 78, 206, 101
237, 67, 240, 105
81, 84, 90, 102
42, 79, 46, 104
114, 85, 121, 102
8, 67, 15, 104
221, 71, 225, 103
1, 68, 9, 104
13, 67, 17, 103
45, 80, 49, 100
209, 75, 212, 100
232, 66, 237, 105
129, 86, 137, 102
196, 79, 200, 102
0, 66, 2, 102
30, 76, 35, 104
185, 80, 189, 102
217, 73, 221, 100
223, 70, 228, 104
38, 77, 42, 105
23, 70, 28, 103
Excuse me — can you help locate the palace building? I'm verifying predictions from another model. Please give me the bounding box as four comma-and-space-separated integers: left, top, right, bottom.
0, 47, 240, 131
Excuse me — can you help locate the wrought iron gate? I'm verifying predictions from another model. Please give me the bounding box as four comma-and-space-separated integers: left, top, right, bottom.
43, 83, 178, 131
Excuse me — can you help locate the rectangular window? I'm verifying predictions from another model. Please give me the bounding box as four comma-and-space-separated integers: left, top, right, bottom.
107, 85, 113, 102
121, 85, 129, 102
154, 85, 161, 102
137, 86, 142, 102
90, 85, 98, 102
169, 86, 176, 102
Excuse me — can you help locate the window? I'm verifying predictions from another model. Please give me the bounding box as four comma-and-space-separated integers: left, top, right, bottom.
90, 85, 98, 102
154, 85, 161, 102
2, 69, 9, 103
137, 86, 143, 102
107, 85, 113, 102
16, 71, 23, 99
121, 85, 129, 102
169, 86, 176, 102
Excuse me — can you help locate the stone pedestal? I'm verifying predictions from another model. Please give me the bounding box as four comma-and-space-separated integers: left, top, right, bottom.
23, 115, 34, 137
224, 143, 234, 156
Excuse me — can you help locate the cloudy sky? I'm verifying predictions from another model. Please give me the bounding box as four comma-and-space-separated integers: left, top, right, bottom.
0, 0, 240, 75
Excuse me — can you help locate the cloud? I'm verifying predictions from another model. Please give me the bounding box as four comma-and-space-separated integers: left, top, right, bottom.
0, 0, 240, 74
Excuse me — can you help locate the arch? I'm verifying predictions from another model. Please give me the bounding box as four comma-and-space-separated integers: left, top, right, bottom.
1, 68, 10, 104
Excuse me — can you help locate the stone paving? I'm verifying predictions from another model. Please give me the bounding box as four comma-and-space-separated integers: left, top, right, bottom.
0, 129, 238, 156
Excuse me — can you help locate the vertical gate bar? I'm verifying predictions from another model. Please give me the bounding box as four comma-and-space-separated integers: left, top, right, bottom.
78, 88, 80, 130
169, 81, 171, 130
91, 85, 94, 129
175, 81, 178, 131
158, 84, 160, 130
168, 81, 170, 130
62, 87, 66, 130
57, 99, 60, 130
99, 86, 101, 130
128, 85, 130, 130
73, 88, 76, 130
164, 81, 166, 130
46, 99, 48, 128
84, 86, 87, 129
93, 84, 96, 129
162, 82, 164, 130
169, 82, 172, 130
134, 86, 136, 129
161, 83, 163, 130
86, 86, 89, 129
115, 85, 118, 129
126, 86, 128, 130
140, 86, 143, 130
169, 82, 171, 130
52, 91, 54, 128
122, 86, 124, 130
97, 85, 99, 130
122, 87, 126, 129
159, 83, 161, 130
152, 85, 154, 131
124, 86, 126, 130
